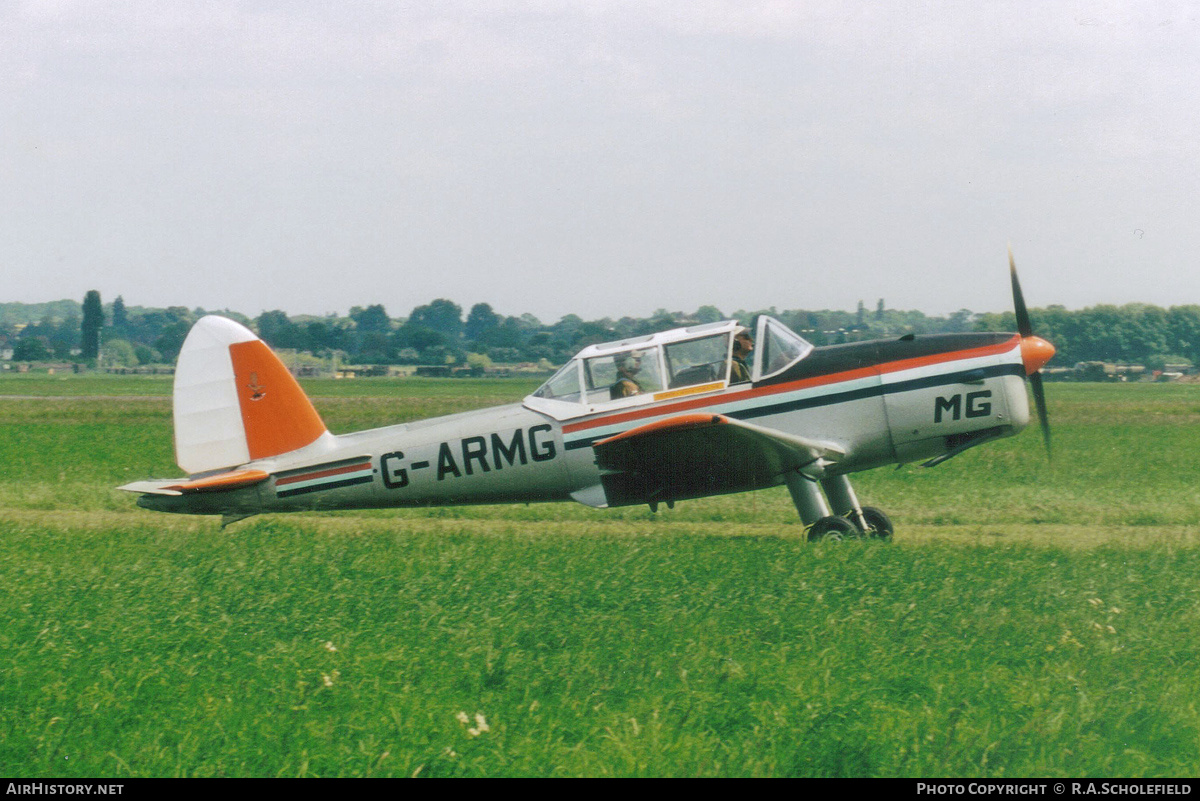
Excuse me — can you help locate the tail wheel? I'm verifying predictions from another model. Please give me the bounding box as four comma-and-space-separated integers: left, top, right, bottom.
807, 515, 861, 542
858, 506, 894, 540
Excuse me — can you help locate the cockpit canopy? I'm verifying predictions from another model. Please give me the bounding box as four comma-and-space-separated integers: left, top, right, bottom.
524, 317, 813, 420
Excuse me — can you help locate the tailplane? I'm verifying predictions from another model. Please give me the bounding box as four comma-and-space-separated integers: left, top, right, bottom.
173, 316, 331, 474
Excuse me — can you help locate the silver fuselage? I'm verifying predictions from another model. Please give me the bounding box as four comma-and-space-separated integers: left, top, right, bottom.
138, 332, 1032, 518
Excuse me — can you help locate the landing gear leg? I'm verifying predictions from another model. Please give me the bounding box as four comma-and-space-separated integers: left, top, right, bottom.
821, 474, 893, 540
784, 471, 859, 541
821, 475, 869, 532
783, 471, 829, 526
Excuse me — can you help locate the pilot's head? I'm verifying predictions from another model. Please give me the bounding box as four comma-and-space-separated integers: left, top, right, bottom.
733, 327, 754, 356
616, 352, 642, 375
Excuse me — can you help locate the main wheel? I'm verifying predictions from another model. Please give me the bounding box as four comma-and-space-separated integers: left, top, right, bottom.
807, 515, 860, 542
858, 506, 894, 540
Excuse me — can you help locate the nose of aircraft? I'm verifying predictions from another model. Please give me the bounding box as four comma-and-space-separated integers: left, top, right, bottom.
1020, 336, 1056, 375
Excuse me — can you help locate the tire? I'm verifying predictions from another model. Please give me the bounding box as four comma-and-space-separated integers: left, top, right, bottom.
859, 506, 894, 540
807, 515, 861, 542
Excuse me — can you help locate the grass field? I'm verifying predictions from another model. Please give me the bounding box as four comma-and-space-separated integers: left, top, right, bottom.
2, 376, 1199, 777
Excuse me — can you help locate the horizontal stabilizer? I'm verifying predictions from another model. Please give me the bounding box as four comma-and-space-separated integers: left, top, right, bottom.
119, 469, 269, 496
165, 469, 270, 493
118, 480, 183, 497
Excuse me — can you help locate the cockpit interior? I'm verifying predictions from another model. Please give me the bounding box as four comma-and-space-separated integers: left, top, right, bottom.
525, 317, 812, 420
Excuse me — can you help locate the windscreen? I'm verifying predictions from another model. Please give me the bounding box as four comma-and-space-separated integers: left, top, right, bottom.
757, 317, 813, 378
532, 361, 582, 403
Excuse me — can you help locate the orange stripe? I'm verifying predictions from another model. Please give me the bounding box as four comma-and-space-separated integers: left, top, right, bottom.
275, 461, 372, 486
167, 469, 270, 493
594, 413, 726, 446
563, 337, 1020, 435
229, 340, 328, 460
875, 337, 1020, 378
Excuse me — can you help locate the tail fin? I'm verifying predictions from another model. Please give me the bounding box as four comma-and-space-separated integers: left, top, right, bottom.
173, 316, 331, 474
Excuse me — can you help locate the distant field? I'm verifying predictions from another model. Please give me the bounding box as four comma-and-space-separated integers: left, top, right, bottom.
2, 378, 1199, 776
0, 372, 542, 400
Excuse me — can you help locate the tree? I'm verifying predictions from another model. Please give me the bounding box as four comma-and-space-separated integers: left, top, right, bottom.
256, 310, 304, 349
134, 345, 159, 365
304, 319, 346, 353
1167, 306, 1200, 365
487, 316, 524, 349
399, 324, 446, 352
102, 338, 137, 368
552, 314, 583, 338
408, 299, 463, 339
573, 320, 615, 348
49, 314, 80, 358
350, 304, 391, 334
465, 352, 493, 372
152, 307, 195, 362
465, 303, 501, 342
111, 295, 128, 332
13, 336, 51, 361
82, 290, 104, 359
946, 309, 974, 333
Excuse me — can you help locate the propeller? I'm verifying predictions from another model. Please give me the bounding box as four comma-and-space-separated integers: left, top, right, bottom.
1009, 247, 1054, 460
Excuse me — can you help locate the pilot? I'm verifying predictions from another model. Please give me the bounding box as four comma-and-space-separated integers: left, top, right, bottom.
730, 327, 753, 384
610, 352, 644, 399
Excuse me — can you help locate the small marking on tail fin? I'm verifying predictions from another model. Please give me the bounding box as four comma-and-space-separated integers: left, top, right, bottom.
247, 372, 267, 401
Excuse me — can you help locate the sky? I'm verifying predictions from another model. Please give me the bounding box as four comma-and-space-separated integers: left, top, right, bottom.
3, 1, 1198, 323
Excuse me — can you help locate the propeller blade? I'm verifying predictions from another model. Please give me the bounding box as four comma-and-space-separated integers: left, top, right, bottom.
1010, 247, 1051, 461
1029, 370, 1052, 461
1009, 246, 1034, 339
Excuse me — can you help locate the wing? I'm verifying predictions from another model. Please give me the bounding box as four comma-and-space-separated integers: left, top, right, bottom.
577, 413, 844, 508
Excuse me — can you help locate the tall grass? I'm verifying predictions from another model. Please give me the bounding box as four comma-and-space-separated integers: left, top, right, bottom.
3, 519, 1198, 777
2, 379, 1200, 776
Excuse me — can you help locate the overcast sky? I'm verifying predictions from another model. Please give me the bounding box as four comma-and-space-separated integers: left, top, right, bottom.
3, 1, 1197, 323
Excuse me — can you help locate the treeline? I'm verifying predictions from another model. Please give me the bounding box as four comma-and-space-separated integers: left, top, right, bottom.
4, 296, 1200, 371
973, 304, 1200, 370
